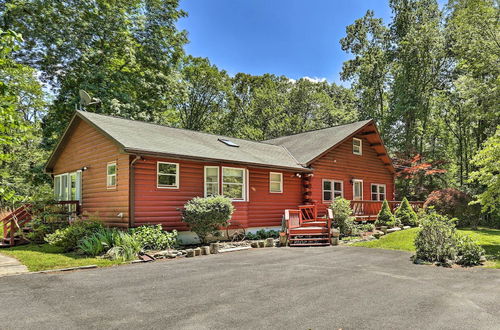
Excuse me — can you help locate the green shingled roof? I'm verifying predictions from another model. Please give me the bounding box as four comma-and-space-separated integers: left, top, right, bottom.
46, 111, 374, 172
263, 120, 373, 165
75, 111, 305, 171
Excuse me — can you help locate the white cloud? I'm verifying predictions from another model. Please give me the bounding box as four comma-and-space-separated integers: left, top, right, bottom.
302, 76, 328, 83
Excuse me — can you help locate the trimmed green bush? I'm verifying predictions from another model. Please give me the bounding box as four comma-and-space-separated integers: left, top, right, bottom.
395, 197, 418, 227
329, 197, 356, 236
45, 219, 104, 252
182, 195, 234, 243
414, 211, 457, 263
130, 224, 178, 250
375, 200, 397, 227
455, 234, 485, 266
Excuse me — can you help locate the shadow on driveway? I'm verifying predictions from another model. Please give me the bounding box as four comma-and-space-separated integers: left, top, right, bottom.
0, 246, 499, 329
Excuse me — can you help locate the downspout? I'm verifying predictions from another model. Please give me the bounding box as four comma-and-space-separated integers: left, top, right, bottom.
129, 155, 142, 228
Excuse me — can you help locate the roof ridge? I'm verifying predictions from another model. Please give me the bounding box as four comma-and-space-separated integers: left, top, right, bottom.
76, 110, 284, 148
263, 119, 372, 143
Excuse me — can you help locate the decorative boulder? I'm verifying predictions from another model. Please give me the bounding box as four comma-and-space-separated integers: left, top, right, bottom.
186, 249, 195, 257
210, 243, 220, 254
201, 246, 210, 255
194, 247, 202, 256
265, 238, 275, 247
258, 240, 265, 248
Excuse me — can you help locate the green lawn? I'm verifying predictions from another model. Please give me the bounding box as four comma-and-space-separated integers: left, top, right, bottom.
353, 227, 500, 268
0, 244, 123, 272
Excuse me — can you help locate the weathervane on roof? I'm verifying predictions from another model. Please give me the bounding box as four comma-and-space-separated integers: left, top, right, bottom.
77, 89, 101, 111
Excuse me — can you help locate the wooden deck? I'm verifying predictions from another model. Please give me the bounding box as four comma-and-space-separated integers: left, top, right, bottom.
350, 200, 424, 222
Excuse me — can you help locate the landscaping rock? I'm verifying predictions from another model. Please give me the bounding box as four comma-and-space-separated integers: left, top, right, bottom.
331, 237, 339, 245
265, 238, 275, 247
186, 249, 195, 258
250, 242, 259, 248
210, 243, 220, 254
201, 246, 210, 255
194, 247, 202, 256
387, 227, 402, 233
258, 240, 265, 248
380, 226, 388, 234
403, 226, 411, 230
373, 232, 384, 239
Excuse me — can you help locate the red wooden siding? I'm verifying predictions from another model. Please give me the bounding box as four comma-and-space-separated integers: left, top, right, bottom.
52, 119, 130, 227
133, 157, 303, 230
310, 134, 395, 215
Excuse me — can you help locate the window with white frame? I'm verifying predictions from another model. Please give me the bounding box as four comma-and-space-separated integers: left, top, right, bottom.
222, 167, 246, 200
323, 179, 343, 202
353, 179, 363, 200
353, 138, 362, 155
157, 162, 179, 188
54, 171, 82, 202
107, 162, 117, 188
371, 184, 386, 201
269, 172, 283, 193
204, 166, 219, 197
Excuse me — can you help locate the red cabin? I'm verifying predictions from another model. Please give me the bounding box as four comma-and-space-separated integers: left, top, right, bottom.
40, 110, 416, 244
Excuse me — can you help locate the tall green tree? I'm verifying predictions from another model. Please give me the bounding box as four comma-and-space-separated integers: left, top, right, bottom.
1, 0, 188, 147
0, 29, 48, 206
340, 10, 391, 137
176, 56, 232, 132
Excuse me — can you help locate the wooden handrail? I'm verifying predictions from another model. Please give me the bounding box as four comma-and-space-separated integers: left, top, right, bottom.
349, 200, 424, 216
1, 200, 81, 246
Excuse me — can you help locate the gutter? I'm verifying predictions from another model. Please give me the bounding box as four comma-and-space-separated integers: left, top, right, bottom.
122, 148, 312, 173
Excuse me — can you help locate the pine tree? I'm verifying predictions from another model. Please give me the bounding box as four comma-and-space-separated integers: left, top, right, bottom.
394, 197, 418, 226
375, 200, 396, 227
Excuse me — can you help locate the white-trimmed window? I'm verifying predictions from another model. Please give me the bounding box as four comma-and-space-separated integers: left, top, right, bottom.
371, 184, 386, 201
323, 179, 343, 202
204, 166, 219, 197
222, 167, 246, 201
107, 162, 117, 188
157, 162, 179, 189
54, 171, 82, 202
269, 172, 283, 193
352, 179, 363, 200
353, 138, 362, 155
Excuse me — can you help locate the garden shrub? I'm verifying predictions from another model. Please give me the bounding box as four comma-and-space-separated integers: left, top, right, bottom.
130, 224, 177, 250
424, 188, 480, 227
394, 197, 418, 227
329, 197, 355, 236
357, 223, 375, 233
182, 195, 234, 243
414, 211, 458, 263
246, 229, 280, 240
104, 231, 142, 261
27, 217, 69, 244
77, 228, 116, 257
45, 219, 104, 252
455, 234, 485, 266
375, 200, 397, 227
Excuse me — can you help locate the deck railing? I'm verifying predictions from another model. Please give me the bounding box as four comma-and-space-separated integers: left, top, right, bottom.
1, 201, 81, 246
350, 200, 424, 220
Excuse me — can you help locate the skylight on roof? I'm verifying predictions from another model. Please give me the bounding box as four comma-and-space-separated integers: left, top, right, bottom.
218, 138, 239, 147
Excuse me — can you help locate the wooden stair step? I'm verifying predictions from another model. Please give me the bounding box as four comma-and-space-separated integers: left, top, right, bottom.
289, 243, 330, 246
289, 238, 329, 241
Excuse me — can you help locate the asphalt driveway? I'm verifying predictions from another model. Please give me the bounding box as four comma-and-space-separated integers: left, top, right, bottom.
0, 246, 499, 330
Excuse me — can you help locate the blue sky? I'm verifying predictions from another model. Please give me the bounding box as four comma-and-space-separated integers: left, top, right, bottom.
177, 0, 394, 84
